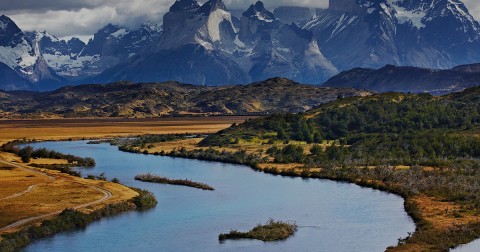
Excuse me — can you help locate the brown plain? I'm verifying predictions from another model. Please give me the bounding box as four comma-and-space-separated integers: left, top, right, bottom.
0, 154, 138, 234
0, 116, 253, 143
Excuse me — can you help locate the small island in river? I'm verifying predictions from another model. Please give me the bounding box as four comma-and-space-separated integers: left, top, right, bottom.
219, 219, 297, 242
135, 173, 215, 191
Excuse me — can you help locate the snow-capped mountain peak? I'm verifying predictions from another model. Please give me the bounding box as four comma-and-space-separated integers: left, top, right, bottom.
0, 15, 38, 76
0, 15, 65, 90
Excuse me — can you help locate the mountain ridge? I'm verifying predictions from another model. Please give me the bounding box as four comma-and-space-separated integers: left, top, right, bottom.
322, 63, 480, 94
0, 78, 370, 118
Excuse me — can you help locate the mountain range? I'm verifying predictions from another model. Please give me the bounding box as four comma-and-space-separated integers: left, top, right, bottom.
1, 0, 480, 92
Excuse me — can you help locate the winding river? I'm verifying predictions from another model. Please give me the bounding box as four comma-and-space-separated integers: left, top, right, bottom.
23, 141, 414, 252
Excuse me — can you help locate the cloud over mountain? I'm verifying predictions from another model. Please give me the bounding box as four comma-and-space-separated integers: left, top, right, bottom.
4, 0, 480, 38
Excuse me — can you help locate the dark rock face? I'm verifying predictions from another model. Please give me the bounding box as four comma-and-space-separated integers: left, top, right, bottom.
92, 44, 247, 86
169, 0, 200, 12
239, 1, 279, 43
0, 62, 34, 91
0, 15, 25, 47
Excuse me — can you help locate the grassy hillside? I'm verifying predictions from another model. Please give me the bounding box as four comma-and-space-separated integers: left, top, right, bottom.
196, 87, 480, 250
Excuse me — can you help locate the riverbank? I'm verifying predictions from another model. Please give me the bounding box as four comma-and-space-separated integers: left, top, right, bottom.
118, 136, 480, 251
0, 150, 155, 251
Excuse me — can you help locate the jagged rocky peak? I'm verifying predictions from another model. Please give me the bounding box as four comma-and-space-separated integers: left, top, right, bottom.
169, 0, 200, 12
66, 37, 86, 55
97, 23, 124, 37
243, 1, 275, 22
0, 15, 15, 31
0, 15, 24, 46
239, 1, 278, 42
163, 0, 201, 33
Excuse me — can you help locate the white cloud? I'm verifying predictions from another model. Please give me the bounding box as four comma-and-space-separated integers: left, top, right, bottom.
6, 0, 174, 37
464, 0, 480, 20
4, 0, 480, 39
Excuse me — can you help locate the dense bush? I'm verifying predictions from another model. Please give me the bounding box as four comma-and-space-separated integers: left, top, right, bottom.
268, 144, 305, 163
1, 142, 96, 167
219, 219, 297, 242
135, 173, 214, 191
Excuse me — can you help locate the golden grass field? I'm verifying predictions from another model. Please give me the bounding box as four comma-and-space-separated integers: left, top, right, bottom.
0, 151, 138, 234
0, 117, 251, 234
0, 116, 253, 144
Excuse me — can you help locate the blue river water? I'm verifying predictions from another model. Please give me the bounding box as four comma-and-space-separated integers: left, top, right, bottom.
23, 141, 415, 252
453, 239, 480, 252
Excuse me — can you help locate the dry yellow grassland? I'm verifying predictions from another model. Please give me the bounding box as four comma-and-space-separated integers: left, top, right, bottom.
0, 146, 138, 234
0, 117, 253, 143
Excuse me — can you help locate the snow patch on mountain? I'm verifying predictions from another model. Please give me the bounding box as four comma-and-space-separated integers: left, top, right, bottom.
43, 54, 99, 77
0, 38, 37, 75
207, 9, 233, 42
111, 29, 128, 38
195, 34, 214, 50
387, 0, 427, 29
233, 35, 245, 48
304, 39, 337, 73
445, 0, 479, 33
253, 11, 274, 22
0, 20, 7, 31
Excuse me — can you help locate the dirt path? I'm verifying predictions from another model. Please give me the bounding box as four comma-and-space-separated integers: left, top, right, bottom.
0, 159, 113, 232
0, 184, 38, 201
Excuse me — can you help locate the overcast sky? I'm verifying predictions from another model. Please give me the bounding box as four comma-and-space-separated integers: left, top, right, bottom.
3, 0, 480, 42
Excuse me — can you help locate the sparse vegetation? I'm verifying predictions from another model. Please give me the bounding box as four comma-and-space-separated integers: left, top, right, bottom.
219, 219, 297, 242
135, 173, 214, 191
